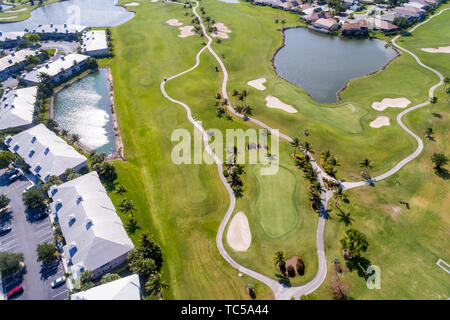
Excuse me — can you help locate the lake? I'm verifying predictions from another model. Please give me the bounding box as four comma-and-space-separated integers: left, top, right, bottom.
273, 27, 398, 103
0, 0, 134, 32
53, 69, 116, 155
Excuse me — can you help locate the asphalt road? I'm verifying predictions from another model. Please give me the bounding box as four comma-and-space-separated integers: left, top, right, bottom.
0, 171, 68, 300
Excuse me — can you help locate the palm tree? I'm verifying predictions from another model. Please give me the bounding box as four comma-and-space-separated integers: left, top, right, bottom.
321, 150, 331, 160
233, 164, 245, 175
334, 187, 348, 208
71, 133, 81, 146
291, 137, 300, 154
115, 184, 127, 199
360, 158, 372, 170
425, 127, 434, 140
145, 272, 169, 299
443, 77, 449, 90
119, 199, 137, 217
272, 251, 286, 269
301, 141, 314, 154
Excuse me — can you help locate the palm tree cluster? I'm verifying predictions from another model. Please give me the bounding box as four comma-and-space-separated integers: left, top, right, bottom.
223, 148, 245, 197
232, 89, 253, 117
127, 233, 168, 299
117, 188, 138, 223
320, 149, 340, 178
215, 93, 232, 120
292, 141, 321, 212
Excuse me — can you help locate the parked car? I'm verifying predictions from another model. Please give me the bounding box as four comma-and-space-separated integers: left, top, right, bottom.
0, 225, 12, 235
51, 277, 66, 289
33, 210, 48, 220
6, 285, 23, 299
5, 168, 18, 177
8, 172, 22, 183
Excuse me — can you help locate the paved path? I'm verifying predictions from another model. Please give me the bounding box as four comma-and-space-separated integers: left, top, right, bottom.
341, 8, 449, 190
161, 2, 449, 299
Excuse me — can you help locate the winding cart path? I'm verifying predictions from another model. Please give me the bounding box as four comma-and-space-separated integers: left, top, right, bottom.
161, 1, 449, 299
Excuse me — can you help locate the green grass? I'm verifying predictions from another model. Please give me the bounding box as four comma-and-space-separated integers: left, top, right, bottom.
253, 164, 300, 238
0, 0, 60, 22
104, 0, 449, 299
398, 5, 450, 77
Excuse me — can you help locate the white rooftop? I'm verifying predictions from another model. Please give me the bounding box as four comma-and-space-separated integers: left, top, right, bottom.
31, 24, 88, 34
0, 87, 37, 130
0, 49, 40, 73
81, 30, 108, 53
22, 53, 89, 83
5, 123, 87, 181
48, 171, 134, 273
71, 274, 141, 300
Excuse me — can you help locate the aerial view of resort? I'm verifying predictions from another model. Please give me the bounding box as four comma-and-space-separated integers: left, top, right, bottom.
0, 0, 448, 309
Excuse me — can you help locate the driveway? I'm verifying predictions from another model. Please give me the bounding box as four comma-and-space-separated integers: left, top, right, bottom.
0, 171, 68, 300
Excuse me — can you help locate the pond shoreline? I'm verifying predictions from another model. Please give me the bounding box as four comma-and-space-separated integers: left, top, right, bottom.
48, 67, 125, 161
270, 26, 401, 105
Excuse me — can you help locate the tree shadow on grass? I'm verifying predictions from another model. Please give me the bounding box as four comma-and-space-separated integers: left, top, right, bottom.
432, 112, 442, 119
434, 168, 450, 180
345, 256, 372, 280
125, 219, 140, 235
275, 273, 291, 287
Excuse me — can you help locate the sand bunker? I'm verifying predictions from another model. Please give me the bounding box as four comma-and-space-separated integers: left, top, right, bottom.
211, 22, 232, 39
421, 46, 450, 54
247, 78, 266, 91
5, 8, 27, 13
227, 211, 251, 252
178, 25, 196, 38
370, 116, 390, 128
372, 97, 411, 111
124, 2, 140, 6
166, 18, 182, 26
265, 95, 297, 113
0, 16, 18, 20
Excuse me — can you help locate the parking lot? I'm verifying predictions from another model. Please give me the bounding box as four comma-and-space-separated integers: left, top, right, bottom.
0, 170, 68, 300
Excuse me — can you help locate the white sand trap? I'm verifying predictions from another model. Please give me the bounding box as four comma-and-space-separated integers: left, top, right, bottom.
211, 22, 232, 39
247, 78, 266, 91
5, 8, 28, 13
371, 97, 411, 111
227, 211, 251, 252
178, 25, 196, 38
265, 95, 297, 113
124, 2, 140, 6
421, 46, 450, 54
0, 16, 18, 20
370, 116, 390, 128
166, 18, 182, 26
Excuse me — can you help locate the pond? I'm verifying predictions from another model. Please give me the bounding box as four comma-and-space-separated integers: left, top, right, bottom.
0, 4, 13, 10
53, 69, 116, 155
273, 27, 398, 103
0, 0, 134, 32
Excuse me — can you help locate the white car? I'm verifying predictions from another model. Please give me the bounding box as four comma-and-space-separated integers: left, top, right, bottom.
51, 277, 66, 289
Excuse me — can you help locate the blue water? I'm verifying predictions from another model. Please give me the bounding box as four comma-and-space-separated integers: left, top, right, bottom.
54, 69, 116, 155
274, 28, 398, 103
0, 0, 134, 32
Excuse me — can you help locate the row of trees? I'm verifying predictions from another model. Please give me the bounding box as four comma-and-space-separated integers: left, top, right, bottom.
127, 233, 168, 298
291, 139, 323, 212
223, 146, 246, 198
232, 89, 253, 117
